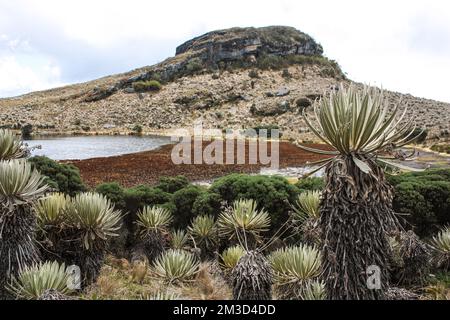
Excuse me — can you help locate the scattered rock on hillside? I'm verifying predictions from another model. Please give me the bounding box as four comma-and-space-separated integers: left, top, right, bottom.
275, 87, 290, 97
84, 86, 117, 102
250, 100, 291, 116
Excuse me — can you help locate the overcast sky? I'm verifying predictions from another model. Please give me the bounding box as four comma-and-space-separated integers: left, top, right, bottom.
1, 0, 449, 102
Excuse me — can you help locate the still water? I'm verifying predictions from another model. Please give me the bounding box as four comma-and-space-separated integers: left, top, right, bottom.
25, 135, 172, 160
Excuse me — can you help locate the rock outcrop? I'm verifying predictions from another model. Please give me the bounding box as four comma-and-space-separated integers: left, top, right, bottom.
175, 26, 323, 65
92, 26, 327, 97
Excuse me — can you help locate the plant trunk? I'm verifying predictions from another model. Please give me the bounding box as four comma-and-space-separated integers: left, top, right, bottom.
320, 156, 399, 300
232, 250, 272, 300
50, 229, 106, 288
0, 206, 40, 300
37, 289, 70, 300
140, 230, 166, 263
391, 230, 431, 287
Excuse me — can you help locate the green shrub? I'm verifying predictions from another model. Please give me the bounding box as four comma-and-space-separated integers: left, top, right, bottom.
132, 125, 143, 134
296, 97, 312, 111
156, 176, 190, 194
256, 54, 284, 70
388, 169, 450, 236
185, 57, 203, 74
29, 156, 86, 196
21, 124, 33, 138
95, 182, 126, 210
248, 70, 260, 79
124, 185, 172, 214
132, 80, 162, 92
295, 177, 324, 193
192, 192, 222, 217
171, 185, 205, 228
255, 54, 344, 79
392, 181, 435, 235
210, 174, 299, 230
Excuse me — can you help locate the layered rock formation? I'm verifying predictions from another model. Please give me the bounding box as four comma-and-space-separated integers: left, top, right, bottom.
175, 26, 323, 64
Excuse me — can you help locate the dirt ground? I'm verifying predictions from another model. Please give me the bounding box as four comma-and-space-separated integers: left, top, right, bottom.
67, 140, 332, 188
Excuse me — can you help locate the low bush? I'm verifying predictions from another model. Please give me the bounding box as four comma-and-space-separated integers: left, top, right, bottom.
185, 57, 203, 75
124, 185, 172, 214
97, 182, 175, 214
295, 177, 324, 193
388, 169, 450, 236
95, 182, 126, 210
132, 80, 162, 92
156, 176, 190, 194
29, 156, 86, 196
296, 97, 312, 111
132, 125, 143, 134
192, 191, 222, 217
171, 185, 205, 228
248, 70, 260, 79
255, 54, 344, 79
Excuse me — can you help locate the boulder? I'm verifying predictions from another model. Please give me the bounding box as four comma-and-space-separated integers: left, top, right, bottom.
275, 87, 290, 97
250, 100, 290, 117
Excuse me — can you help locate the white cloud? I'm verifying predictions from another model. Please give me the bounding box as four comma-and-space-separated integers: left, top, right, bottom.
0, 0, 449, 102
0, 55, 63, 96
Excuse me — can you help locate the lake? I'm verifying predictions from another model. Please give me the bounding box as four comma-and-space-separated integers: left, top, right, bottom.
24, 135, 173, 160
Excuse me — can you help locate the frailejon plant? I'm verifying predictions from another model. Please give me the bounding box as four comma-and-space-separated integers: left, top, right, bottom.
269, 245, 322, 300
299, 85, 421, 299
219, 245, 246, 285
64, 192, 122, 286
152, 249, 199, 284
0, 129, 26, 160
0, 160, 48, 299
7, 261, 71, 300
188, 214, 218, 259
34, 193, 72, 260
292, 191, 321, 245
293, 191, 321, 222
218, 199, 270, 248
300, 280, 326, 300
170, 229, 189, 250
389, 231, 431, 286
35, 193, 71, 227
219, 246, 246, 271
136, 206, 172, 262
430, 227, 450, 270
218, 200, 272, 300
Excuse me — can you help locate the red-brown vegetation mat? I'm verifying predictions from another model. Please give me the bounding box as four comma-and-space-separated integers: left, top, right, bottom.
67, 140, 332, 187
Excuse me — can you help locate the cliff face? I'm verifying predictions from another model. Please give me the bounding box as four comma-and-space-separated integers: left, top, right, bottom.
175, 26, 323, 64
80, 26, 328, 101
0, 26, 449, 141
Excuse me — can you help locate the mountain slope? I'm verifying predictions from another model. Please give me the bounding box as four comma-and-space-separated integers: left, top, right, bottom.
1, 26, 449, 140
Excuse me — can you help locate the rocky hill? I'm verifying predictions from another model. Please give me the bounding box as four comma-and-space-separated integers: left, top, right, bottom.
0, 26, 449, 141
